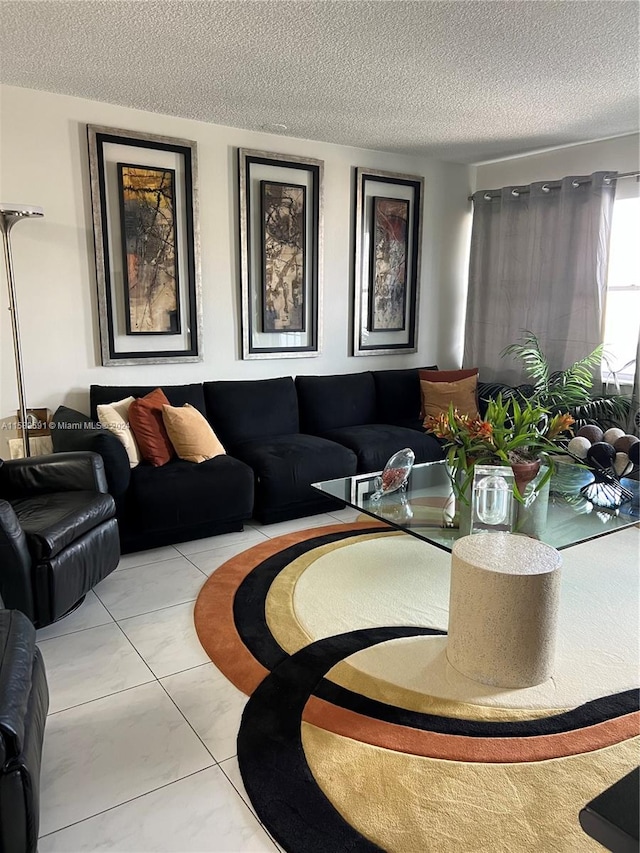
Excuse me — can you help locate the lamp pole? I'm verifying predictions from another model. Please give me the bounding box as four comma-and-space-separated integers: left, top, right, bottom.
0, 204, 44, 458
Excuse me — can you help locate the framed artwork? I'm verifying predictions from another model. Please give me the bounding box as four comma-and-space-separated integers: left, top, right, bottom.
238, 148, 323, 359
353, 168, 424, 356
87, 125, 202, 365
260, 180, 306, 333
368, 196, 409, 332
117, 164, 181, 335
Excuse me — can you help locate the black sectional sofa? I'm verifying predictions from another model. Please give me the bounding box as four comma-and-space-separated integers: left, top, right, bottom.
52, 367, 445, 552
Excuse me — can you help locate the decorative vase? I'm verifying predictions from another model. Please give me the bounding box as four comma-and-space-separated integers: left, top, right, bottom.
370, 448, 415, 501
516, 477, 550, 539
510, 458, 541, 496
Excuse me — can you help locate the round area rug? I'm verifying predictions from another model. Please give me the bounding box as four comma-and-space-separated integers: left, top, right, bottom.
194, 522, 640, 853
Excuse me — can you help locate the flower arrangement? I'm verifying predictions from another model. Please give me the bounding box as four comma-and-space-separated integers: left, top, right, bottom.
423, 394, 575, 500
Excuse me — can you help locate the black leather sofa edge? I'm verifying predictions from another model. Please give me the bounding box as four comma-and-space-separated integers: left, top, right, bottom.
0, 608, 49, 853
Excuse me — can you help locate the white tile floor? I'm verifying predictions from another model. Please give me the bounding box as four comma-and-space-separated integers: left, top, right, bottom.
36, 508, 360, 852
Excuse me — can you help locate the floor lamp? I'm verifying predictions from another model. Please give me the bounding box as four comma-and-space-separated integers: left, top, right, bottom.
0, 203, 44, 458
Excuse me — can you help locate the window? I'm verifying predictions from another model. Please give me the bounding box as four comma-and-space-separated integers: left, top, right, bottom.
603, 196, 640, 386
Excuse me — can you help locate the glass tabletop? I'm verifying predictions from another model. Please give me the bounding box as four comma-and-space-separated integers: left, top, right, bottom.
313, 460, 638, 552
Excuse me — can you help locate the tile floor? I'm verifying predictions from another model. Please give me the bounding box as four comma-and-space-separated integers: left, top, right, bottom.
36, 508, 361, 852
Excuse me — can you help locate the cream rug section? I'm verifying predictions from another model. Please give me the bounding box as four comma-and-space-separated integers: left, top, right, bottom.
301, 722, 640, 853
292, 527, 639, 710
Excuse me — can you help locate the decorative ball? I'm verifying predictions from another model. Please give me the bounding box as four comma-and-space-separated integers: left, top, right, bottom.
568, 436, 592, 459
586, 442, 616, 467
629, 440, 640, 465
603, 427, 625, 445
577, 424, 604, 444
613, 453, 632, 477
614, 434, 640, 455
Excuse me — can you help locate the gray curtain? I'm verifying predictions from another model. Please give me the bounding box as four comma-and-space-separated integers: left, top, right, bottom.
630, 329, 640, 437
463, 172, 617, 384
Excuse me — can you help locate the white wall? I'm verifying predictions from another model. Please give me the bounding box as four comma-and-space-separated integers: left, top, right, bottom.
475, 134, 640, 198
0, 85, 473, 454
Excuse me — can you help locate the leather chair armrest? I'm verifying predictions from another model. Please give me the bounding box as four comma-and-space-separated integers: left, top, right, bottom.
0, 452, 108, 498
0, 505, 35, 623
0, 610, 38, 759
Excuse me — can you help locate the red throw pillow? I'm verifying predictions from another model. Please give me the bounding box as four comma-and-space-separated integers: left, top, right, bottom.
128, 388, 175, 466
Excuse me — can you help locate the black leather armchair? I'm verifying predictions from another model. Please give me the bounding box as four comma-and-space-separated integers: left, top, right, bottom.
0, 607, 49, 853
0, 452, 120, 627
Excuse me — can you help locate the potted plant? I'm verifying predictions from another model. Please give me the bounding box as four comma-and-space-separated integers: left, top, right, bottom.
423, 394, 575, 503
501, 330, 631, 429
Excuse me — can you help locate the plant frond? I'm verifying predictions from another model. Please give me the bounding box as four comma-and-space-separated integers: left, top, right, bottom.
501, 331, 550, 393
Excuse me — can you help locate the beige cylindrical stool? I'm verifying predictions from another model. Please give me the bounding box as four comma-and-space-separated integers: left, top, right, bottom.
447, 533, 562, 688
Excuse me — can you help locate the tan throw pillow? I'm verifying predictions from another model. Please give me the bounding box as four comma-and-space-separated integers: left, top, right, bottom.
161, 404, 226, 463
96, 396, 141, 468
420, 370, 480, 424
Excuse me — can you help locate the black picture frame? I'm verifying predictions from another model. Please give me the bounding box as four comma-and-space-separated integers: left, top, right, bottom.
238, 148, 323, 359
87, 125, 202, 365
353, 168, 423, 356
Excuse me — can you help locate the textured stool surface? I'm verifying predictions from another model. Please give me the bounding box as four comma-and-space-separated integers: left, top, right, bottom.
453, 532, 561, 575
447, 533, 562, 688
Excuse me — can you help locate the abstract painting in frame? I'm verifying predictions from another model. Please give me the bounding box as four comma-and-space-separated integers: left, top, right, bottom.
117, 163, 181, 335
238, 148, 323, 359
369, 196, 409, 332
353, 167, 423, 356
260, 180, 306, 333
87, 125, 202, 365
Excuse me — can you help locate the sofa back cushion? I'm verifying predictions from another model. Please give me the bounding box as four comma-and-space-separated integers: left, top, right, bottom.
372, 366, 437, 424
296, 372, 377, 434
90, 384, 207, 420
203, 377, 299, 447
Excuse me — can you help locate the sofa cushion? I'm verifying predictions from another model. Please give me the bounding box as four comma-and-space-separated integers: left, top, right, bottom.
203, 378, 299, 447
12, 491, 116, 560
296, 373, 377, 434
90, 384, 207, 420
372, 366, 437, 424
322, 424, 445, 473
127, 455, 254, 533
50, 406, 130, 497
162, 404, 226, 463
419, 369, 480, 422
232, 434, 357, 521
96, 396, 141, 468
129, 389, 175, 467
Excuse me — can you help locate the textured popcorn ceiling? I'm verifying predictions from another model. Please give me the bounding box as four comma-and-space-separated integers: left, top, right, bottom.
1, 0, 638, 163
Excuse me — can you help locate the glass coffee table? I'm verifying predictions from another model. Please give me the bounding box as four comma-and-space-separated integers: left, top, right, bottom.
313, 460, 638, 552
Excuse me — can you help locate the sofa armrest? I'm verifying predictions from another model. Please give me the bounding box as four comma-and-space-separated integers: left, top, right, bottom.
0, 609, 49, 853
0, 609, 38, 759
0, 503, 34, 622
0, 452, 108, 498
50, 406, 131, 497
